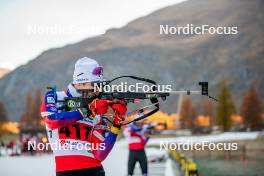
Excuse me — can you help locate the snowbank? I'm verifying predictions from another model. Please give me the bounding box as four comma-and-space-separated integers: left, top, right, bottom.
147, 132, 261, 146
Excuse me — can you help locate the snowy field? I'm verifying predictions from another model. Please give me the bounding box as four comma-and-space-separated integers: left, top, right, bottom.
0, 142, 128, 176
0, 132, 261, 176
0, 141, 173, 176
147, 132, 261, 145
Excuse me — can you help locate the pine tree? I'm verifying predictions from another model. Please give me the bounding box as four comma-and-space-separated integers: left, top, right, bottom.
216, 80, 236, 131
240, 83, 263, 130
0, 101, 8, 122
0, 101, 8, 137
20, 92, 34, 126
32, 89, 42, 126
180, 97, 197, 129
202, 98, 215, 126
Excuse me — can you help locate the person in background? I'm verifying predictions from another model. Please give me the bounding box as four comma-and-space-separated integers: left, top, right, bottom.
124, 111, 151, 176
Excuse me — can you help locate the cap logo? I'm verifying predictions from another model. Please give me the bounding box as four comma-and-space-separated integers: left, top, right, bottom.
92, 66, 103, 77
77, 73, 84, 77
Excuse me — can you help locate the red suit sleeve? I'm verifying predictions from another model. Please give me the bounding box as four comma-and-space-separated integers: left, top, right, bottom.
40, 90, 84, 130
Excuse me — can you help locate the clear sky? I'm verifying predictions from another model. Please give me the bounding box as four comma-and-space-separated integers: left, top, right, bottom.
0, 0, 186, 69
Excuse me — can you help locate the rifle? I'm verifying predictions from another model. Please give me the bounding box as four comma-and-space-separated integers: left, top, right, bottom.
48, 75, 170, 125
48, 76, 217, 125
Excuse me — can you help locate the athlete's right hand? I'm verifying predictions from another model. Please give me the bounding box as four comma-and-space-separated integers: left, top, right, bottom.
89, 99, 110, 116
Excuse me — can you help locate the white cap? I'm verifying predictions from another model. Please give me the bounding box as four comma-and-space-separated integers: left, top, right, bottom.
73, 57, 103, 84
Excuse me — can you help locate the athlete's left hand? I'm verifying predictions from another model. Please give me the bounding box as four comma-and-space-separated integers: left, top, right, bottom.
111, 100, 127, 116
111, 100, 127, 127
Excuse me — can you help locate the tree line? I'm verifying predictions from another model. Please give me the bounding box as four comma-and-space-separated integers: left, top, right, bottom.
19, 89, 43, 127
0, 80, 263, 132
180, 80, 263, 131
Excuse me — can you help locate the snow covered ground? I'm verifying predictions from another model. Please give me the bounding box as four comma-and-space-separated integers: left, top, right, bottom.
0, 132, 260, 176
0, 142, 127, 176
0, 141, 174, 176
147, 132, 261, 146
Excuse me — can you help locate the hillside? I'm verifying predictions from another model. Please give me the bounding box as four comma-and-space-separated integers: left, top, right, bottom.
0, 0, 263, 120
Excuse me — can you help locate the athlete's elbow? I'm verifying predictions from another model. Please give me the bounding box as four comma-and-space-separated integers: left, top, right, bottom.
94, 153, 107, 162
93, 147, 111, 162
44, 117, 60, 130
46, 121, 59, 130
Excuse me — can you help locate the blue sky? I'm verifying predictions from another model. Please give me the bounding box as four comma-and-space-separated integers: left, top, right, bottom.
0, 0, 186, 69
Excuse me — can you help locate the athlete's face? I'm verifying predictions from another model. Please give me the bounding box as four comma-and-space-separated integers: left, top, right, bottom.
73, 82, 99, 97
74, 82, 93, 90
